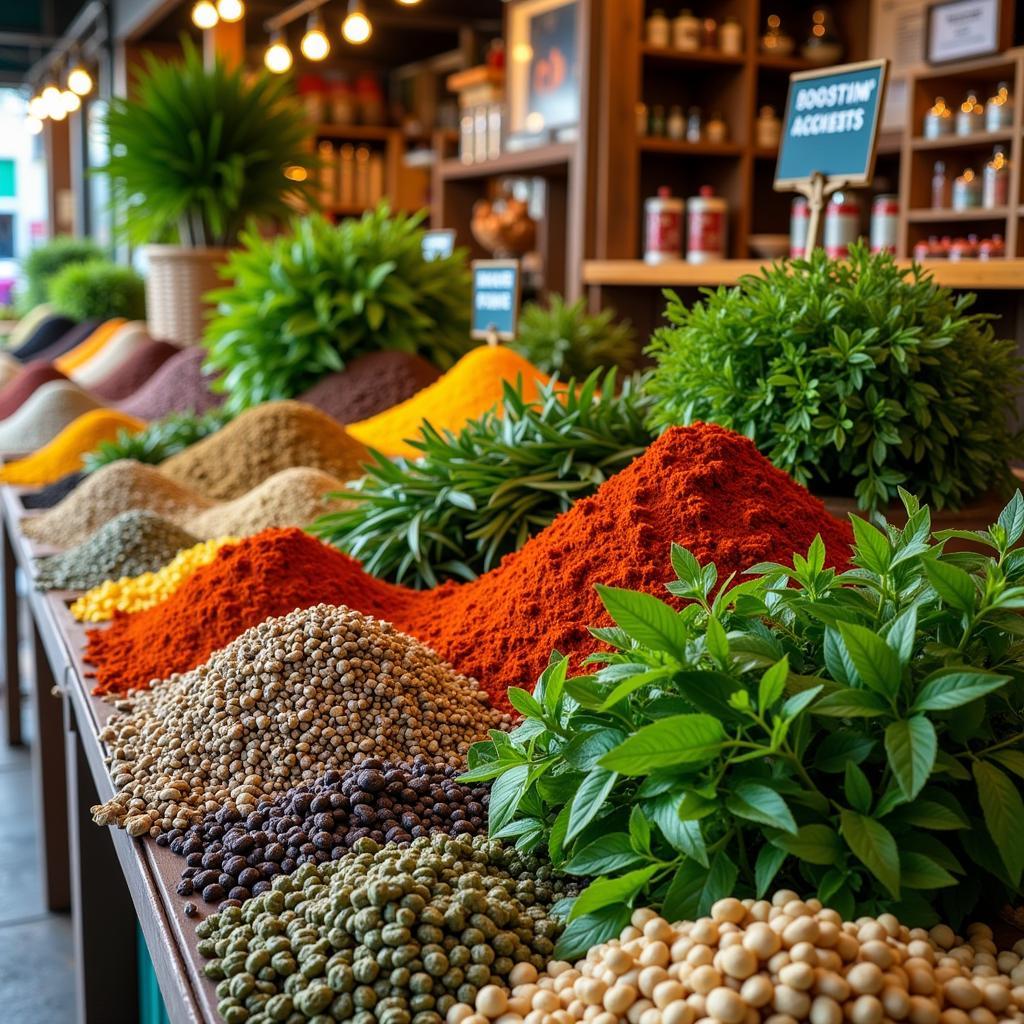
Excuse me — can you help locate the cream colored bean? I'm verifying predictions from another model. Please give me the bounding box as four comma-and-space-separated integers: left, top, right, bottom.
739, 975, 774, 1008
779, 962, 816, 991
689, 966, 722, 996
661, 1003, 695, 1024
653, 982, 686, 1010
847, 963, 885, 996
810, 995, 844, 1024
743, 923, 782, 961
773, 985, 811, 1019
848, 994, 884, 1024
908, 995, 941, 1024
604, 984, 638, 1016
720, 946, 758, 981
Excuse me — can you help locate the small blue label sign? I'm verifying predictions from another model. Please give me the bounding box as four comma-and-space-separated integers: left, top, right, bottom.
422, 229, 456, 262
471, 260, 521, 341
775, 59, 888, 187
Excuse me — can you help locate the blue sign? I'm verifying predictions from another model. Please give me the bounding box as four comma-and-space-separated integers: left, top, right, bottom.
422, 229, 456, 262
471, 260, 521, 341
775, 60, 888, 187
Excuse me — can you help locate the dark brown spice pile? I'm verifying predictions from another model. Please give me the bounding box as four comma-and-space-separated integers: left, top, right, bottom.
162, 758, 489, 909
118, 346, 225, 420
90, 339, 180, 402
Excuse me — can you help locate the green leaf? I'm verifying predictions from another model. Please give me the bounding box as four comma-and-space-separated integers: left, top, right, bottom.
629, 806, 652, 855
755, 844, 787, 898
595, 585, 689, 661
840, 810, 901, 899
758, 656, 789, 712
726, 781, 797, 835
837, 622, 901, 700
913, 670, 1011, 712
770, 824, 842, 865
555, 905, 632, 960
814, 731, 875, 772
813, 689, 888, 717
706, 615, 729, 664
569, 865, 661, 921
997, 491, 1024, 547
973, 761, 1024, 885
899, 851, 958, 889
894, 799, 968, 831
566, 767, 618, 841
844, 762, 873, 813
850, 515, 892, 573
488, 764, 530, 834
991, 750, 1024, 781
923, 559, 977, 614
562, 834, 644, 876
506, 687, 546, 720
646, 794, 708, 866
599, 715, 726, 774
885, 717, 937, 800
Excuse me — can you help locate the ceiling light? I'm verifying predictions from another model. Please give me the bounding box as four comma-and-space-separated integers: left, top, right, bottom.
42, 85, 66, 120
26, 115, 43, 135
191, 0, 219, 29
396, 0, 421, 5
342, 0, 372, 44
216, 0, 245, 22
300, 11, 330, 60
28, 95, 47, 119
61, 90, 81, 113
67, 65, 93, 96
264, 31, 294, 73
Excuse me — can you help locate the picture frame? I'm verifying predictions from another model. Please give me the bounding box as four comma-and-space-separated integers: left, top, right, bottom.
505, 0, 582, 137
926, 0, 1003, 64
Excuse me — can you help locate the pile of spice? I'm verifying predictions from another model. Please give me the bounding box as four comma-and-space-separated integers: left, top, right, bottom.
0, 380, 103, 455
33, 511, 200, 591
159, 401, 370, 500
187, 467, 351, 537
0, 407, 146, 485
0, 360, 68, 420
21, 471, 84, 510
31, 319, 103, 365
347, 345, 552, 458
22, 460, 213, 549
118, 346, 225, 420
84, 426, 853, 708
71, 322, 151, 389
454, 899, 1024, 1024
195, 834, 573, 1020
297, 350, 441, 423
8, 313, 77, 361
90, 602, 510, 832
89, 339, 178, 402
164, 757, 490, 908
54, 318, 126, 375
70, 536, 238, 622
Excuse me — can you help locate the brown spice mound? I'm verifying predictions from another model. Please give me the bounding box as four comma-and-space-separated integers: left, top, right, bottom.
22, 460, 214, 549
187, 467, 352, 537
117, 346, 224, 420
297, 350, 441, 424
159, 400, 370, 500
90, 339, 180, 402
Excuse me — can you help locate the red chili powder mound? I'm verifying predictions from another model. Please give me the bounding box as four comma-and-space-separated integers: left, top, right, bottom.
84, 424, 853, 707
0, 361, 68, 421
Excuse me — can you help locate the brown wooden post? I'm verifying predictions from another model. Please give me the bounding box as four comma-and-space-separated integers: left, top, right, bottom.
204, 19, 245, 71
45, 118, 74, 237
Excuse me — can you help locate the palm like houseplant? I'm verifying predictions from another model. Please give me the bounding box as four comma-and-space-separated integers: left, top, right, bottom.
100, 41, 316, 345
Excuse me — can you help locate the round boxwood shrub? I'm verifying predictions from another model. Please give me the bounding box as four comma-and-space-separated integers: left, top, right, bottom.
49, 260, 147, 323
644, 243, 1024, 510
21, 236, 104, 308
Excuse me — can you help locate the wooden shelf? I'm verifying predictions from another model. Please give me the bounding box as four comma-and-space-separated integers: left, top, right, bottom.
437, 142, 576, 180
639, 137, 743, 157
753, 147, 779, 160
911, 130, 1014, 151
640, 44, 746, 67
906, 207, 1009, 223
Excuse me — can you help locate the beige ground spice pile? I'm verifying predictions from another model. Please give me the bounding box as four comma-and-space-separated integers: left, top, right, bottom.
159, 401, 370, 500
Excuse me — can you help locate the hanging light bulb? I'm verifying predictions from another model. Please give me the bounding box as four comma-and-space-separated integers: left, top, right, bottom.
216, 0, 245, 22
191, 0, 219, 29
28, 94, 47, 120
396, 0, 421, 5
61, 90, 81, 113
264, 30, 294, 73
42, 85, 66, 121
67, 64, 93, 96
300, 11, 331, 60
26, 114, 43, 135
342, 0, 372, 43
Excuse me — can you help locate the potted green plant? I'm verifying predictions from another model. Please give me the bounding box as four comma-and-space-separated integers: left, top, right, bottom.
48, 259, 146, 323
100, 40, 315, 346
644, 243, 1024, 521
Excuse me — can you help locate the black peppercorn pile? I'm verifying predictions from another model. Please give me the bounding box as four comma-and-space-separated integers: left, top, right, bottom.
162, 758, 490, 910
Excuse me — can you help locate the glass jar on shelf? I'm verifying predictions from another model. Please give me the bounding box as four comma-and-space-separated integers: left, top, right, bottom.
702, 18, 718, 49
983, 146, 1010, 208
686, 106, 703, 142
952, 167, 981, 210
761, 14, 794, 55
756, 106, 781, 149
706, 112, 728, 143
719, 17, 743, 54
931, 160, 950, 208
646, 8, 670, 47
672, 9, 700, 51
955, 91, 984, 135
923, 97, 953, 139
667, 105, 685, 140
986, 81, 1013, 131
649, 103, 667, 137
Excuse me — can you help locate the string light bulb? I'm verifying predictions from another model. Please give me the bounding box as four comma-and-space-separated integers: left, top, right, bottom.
42, 85, 66, 121
191, 0, 219, 29
300, 11, 330, 60
26, 115, 43, 135
396, 0, 421, 5
216, 0, 245, 22
342, 0, 372, 44
61, 90, 81, 113
28, 95, 47, 120
264, 31, 293, 73
67, 64, 93, 96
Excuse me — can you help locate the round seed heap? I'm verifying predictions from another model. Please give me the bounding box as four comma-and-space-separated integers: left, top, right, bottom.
453, 895, 1024, 1024
163, 758, 490, 910
34, 510, 200, 591
90, 603, 511, 836
195, 834, 577, 1024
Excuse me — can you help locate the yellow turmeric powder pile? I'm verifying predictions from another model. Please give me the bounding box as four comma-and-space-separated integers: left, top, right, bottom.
70, 535, 238, 622
0, 408, 146, 486
347, 345, 552, 458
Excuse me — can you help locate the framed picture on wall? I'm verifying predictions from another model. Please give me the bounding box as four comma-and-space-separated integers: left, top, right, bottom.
506, 0, 581, 137
926, 0, 1004, 63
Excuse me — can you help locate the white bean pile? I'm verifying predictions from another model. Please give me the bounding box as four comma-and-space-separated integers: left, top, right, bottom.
447, 891, 1024, 1024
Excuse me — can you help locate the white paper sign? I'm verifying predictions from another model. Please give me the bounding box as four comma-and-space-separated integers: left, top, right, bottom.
928, 0, 999, 63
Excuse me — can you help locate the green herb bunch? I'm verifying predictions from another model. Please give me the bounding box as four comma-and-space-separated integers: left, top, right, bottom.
48, 259, 146, 323
511, 295, 638, 378
83, 408, 232, 473
203, 205, 472, 413
310, 369, 653, 587
644, 243, 1023, 511
464, 491, 1024, 957
101, 39, 316, 247
20, 236, 104, 309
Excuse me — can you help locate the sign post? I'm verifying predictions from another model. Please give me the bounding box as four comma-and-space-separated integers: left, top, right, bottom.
471, 259, 521, 345
774, 59, 889, 253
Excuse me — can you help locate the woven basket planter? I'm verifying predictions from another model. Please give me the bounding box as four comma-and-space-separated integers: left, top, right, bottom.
145, 244, 229, 347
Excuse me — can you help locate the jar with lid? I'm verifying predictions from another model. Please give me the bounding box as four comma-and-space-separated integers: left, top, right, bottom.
870, 194, 899, 254
686, 185, 727, 263
912, 237, 933, 262
644, 186, 684, 263
636, 101, 648, 136
649, 104, 666, 136
686, 106, 703, 142
923, 97, 953, 139
702, 18, 718, 48
646, 9, 670, 47
983, 146, 1010, 208
931, 160, 950, 208
706, 112, 728, 143
756, 106, 781, 149
790, 196, 809, 257
802, 6, 843, 65
979, 234, 1005, 260
824, 191, 860, 259
761, 13, 794, 54
719, 17, 743, 54
948, 236, 972, 262
956, 91, 984, 135
986, 81, 1013, 131
672, 9, 700, 51
667, 105, 685, 140
952, 167, 981, 210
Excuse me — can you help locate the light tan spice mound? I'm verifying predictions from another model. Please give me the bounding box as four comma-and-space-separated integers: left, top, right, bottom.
22, 460, 214, 548
159, 400, 370, 500
187, 467, 351, 537
91, 602, 511, 836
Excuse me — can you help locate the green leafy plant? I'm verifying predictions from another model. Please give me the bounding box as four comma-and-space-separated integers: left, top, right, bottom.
20, 236, 104, 308
511, 295, 637, 377
464, 491, 1024, 956
101, 39, 316, 247
645, 244, 1023, 511
48, 259, 146, 323
311, 369, 653, 587
203, 205, 472, 412
83, 408, 232, 472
